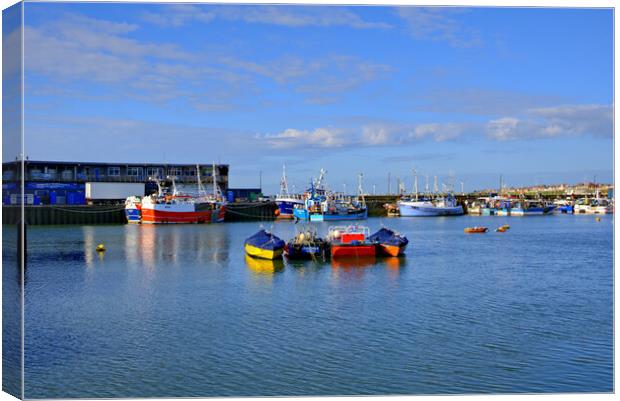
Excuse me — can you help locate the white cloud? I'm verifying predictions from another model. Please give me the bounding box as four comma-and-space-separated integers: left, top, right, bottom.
25, 13, 393, 109
142, 5, 392, 30
263, 103, 613, 150
262, 127, 349, 148
486, 118, 521, 140
396, 7, 482, 48
487, 104, 613, 140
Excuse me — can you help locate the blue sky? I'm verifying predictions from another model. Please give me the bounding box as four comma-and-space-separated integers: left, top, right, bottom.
13, 3, 614, 193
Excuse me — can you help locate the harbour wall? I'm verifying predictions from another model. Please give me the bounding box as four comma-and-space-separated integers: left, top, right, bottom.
2, 202, 279, 225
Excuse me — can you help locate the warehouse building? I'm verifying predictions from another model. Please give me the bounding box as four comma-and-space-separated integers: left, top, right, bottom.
2, 160, 230, 205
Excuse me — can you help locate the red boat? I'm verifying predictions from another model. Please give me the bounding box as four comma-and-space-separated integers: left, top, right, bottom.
328, 225, 376, 259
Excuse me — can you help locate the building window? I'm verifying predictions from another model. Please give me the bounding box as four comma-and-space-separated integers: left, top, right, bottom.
108, 167, 120, 176
169, 167, 182, 178
127, 167, 143, 177
146, 167, 163, 179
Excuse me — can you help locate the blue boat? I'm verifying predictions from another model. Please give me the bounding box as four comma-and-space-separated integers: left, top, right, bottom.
284, 225, 328, 260
245, 229, 286, 259
293, 170, 368, 221
124, 196, 142, 223
275, 164, 304, 219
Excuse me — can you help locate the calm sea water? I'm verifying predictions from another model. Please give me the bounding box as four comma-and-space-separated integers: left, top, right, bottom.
7, 215, 614, 398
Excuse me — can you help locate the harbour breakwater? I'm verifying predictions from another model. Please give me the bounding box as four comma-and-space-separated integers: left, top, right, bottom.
2, 202, 279, 225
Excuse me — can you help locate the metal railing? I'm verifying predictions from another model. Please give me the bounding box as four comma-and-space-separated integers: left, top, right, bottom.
24, 172, 228, 184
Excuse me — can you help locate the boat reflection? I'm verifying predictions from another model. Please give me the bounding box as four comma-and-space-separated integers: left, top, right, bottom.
381, 256, 406, 281
121, 225, 230, 270
382, 256, 405, 270
245, 255, 285, 275
331, 256, 376, 269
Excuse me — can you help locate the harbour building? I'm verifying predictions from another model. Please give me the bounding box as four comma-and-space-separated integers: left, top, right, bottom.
2, 160, 230, 205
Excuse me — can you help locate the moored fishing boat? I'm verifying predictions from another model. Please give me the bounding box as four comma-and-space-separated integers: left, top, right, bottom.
139, 165, 226, 224
140, 193, 217, 224
495, 199, 513, 216
328, 225, 375, 259
294, 170, 368, 221
244, 229, 285, 259
284, 225, 328, 260
495, 224, 510, 232
464, 226, 488, 233
125, 196, 142, 223
368, 227, 409, 256
522, 200, 556, 215
574, 197, 612, 214
383, 203, 400, 217
553, 198, 574, 214
275, 164, 304, 219
466, 199, 484, 215
398, 195, 463, 217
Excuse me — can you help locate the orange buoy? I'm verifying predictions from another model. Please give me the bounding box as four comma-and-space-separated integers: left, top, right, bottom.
274, 208, 281, 216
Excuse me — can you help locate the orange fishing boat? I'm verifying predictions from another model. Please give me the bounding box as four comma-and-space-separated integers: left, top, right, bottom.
464, 227, 488, 233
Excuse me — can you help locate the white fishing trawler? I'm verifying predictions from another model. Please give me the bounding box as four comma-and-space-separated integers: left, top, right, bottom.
397, 172, 463, 217
125, 163, 226, 224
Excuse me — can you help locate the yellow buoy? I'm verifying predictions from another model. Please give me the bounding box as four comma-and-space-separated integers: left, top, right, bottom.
96, 244, 106, 252
595, 217, 601, 222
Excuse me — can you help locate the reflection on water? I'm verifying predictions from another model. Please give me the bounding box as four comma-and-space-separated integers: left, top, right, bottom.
245, 254, 284, 275
21, 216, 614, 398
331, 256, 376, 269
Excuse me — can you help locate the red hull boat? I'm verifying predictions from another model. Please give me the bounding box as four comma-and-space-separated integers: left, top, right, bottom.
328, 225, 376, 259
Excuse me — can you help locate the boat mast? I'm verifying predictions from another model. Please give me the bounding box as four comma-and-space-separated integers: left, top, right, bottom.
171, 176, 178, 196
280, 164, 289, 197
212, 161, 219, 200
358, 173, 365, 206
413, 168, 418, 201
196, 164, 206, 196
433, 176, 438, 194
499, 174, 503, 197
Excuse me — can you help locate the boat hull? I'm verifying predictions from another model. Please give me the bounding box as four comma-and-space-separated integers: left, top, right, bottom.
399, 203, 463, 217
556, 205, 574, 214
295, 208, 368, 221
576, 206, 612, 214
244, 243, 284, 260
141, 207, 212, 224
140, 203, 225, 224
464, 227, 488, 233
125, 207, 141, 224
331, 244, 376, 258
284, 243, 327, 260
377, 243, 406, 257
275, 199, 304, 219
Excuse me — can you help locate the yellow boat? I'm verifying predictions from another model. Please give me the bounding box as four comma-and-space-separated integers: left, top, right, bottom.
244, 229, 285, 260
244, 243, 284, 260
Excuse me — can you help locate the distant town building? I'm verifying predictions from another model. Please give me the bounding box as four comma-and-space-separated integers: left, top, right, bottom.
2, 160, 229, 205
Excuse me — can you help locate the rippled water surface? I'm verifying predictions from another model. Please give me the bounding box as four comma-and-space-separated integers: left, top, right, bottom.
16, 215, 613, 397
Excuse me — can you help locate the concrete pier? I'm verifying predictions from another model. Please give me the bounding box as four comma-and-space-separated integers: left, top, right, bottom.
2, 202, 279, 225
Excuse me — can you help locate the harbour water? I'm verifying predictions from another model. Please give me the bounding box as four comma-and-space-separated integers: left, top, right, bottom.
6, 215, 613, 397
